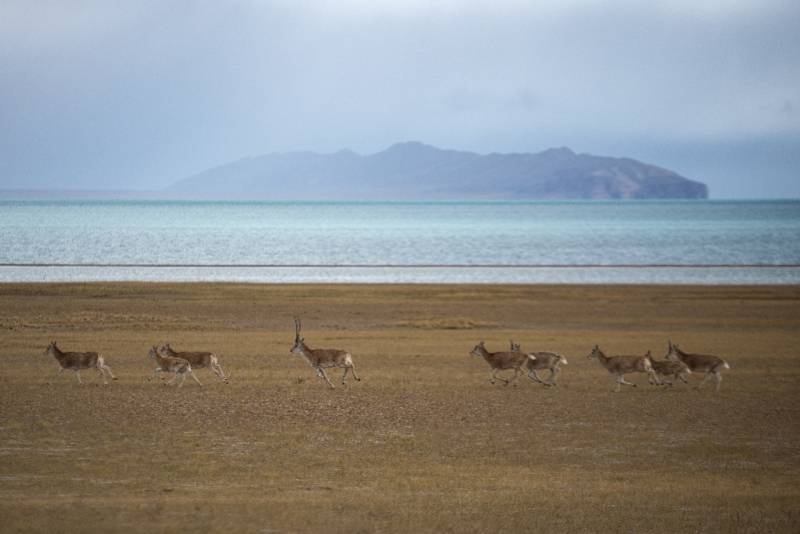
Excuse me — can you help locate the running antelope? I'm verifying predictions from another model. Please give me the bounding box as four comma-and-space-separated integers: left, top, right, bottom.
646, 350, 691, 386
148, 346, 201, 387
43, 341, 117, 385
586, 345, 658, 392
157, 343, 228, 383
290, 318, 361, 389
470, 341, 536, 386
510, 340, 568, 386
666, 341, 730, 391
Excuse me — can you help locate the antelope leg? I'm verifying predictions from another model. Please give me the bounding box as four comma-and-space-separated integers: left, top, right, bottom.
697, 373, 712, 389
490, 368, 508, 385
350, 364, 361, 382
619, 376, 637, 387
212, 363, 228, 382
548, 368, 559, 386
507, 368, 521, 386
103, 364, 117, 380
317, 368, 335, 389
189, 369, 203, 386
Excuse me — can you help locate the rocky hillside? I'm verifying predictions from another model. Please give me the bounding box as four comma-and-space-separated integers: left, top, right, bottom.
167, 142, 708, 199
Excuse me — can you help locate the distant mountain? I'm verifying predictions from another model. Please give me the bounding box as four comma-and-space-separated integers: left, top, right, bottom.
168, 142, 708, 200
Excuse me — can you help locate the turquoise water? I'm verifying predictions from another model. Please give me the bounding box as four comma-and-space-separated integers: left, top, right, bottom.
1, 200, 799, 283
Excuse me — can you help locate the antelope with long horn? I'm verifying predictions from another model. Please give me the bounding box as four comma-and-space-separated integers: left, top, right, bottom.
665, 341, 730, 391
470, 341, 536, 386
509, 340, 568, 386
586, 345, 658, 392
290, 317, 361, 389
43, 341, 117, 385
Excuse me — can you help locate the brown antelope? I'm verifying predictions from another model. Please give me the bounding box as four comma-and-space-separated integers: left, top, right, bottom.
586, 345, 658, 392
509, 340, 568, 386
646, 350, 691, 386
157, 343, 228, 383
148, 346, 201, 387
666, 341, 730, 391
290, 317, 361, 389
470, 341, 536, 386
43, 341, 117, 385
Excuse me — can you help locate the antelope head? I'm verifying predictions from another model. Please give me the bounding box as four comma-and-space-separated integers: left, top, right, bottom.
509, 340, 521, 352
665, 340, 679, 361
148, 346, 159, 361
43, 340, 58, 356
586, 345, 602, 360
470, 341, 487, 358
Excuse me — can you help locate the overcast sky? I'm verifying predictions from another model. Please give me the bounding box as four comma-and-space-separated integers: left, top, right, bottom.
1, 0, 798, 198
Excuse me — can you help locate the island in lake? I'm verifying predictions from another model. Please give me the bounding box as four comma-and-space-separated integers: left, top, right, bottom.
168, 142, 708, 200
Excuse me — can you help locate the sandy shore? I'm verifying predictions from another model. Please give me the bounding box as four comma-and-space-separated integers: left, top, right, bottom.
1, 283, 799, 532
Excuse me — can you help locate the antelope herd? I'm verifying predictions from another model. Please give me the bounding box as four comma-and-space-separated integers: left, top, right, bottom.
41, 321, 731, 391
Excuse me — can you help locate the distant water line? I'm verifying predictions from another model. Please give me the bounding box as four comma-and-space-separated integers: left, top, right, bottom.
1, 199, 799, 283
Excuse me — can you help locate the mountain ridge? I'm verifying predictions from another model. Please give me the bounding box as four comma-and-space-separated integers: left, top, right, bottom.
169, 141, 708, 200
167, 141, 708, 200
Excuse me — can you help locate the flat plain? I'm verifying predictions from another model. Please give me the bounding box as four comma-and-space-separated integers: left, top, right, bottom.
1, 283, 799, 533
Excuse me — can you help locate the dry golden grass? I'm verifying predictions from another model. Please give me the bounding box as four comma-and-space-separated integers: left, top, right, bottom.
1, 283, 799, 533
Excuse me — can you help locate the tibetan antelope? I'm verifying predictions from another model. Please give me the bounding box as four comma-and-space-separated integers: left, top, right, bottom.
666, 341, 730, 391
157, 343, 228, 383
509, 340, 568, 386
646, 350, 691, 386
290, 317, 361, 389
43, 341, 117, 385
470, 341, 536, 386
586, 345, 658, 392
148, 346, 201, 387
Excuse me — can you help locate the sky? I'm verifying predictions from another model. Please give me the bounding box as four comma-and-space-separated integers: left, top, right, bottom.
1, 0, 798, 198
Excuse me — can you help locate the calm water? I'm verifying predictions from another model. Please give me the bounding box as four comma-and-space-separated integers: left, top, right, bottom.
1, 200, 799, 283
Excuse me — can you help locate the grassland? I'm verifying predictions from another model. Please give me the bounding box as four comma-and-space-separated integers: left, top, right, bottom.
1, 283, 799, 533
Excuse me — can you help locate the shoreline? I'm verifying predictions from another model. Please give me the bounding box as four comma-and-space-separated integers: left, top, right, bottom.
3, 265, 800, 284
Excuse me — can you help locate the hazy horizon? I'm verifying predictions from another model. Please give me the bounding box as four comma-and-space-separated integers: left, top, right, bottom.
1, 1, 798, 199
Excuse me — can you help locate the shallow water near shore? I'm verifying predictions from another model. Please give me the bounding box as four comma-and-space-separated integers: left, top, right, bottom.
2, 199, 799, 283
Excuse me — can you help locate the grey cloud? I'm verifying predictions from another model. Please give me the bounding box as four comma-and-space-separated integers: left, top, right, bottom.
0, 0, 798, 197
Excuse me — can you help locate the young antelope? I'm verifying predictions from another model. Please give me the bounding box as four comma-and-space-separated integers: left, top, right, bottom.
510, 340, 568, 386
647, 350, 691, 386
586, 345, 658, 392
157, 343, 228, 383
148, 346, 201, 387
666, 341, 730, 392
